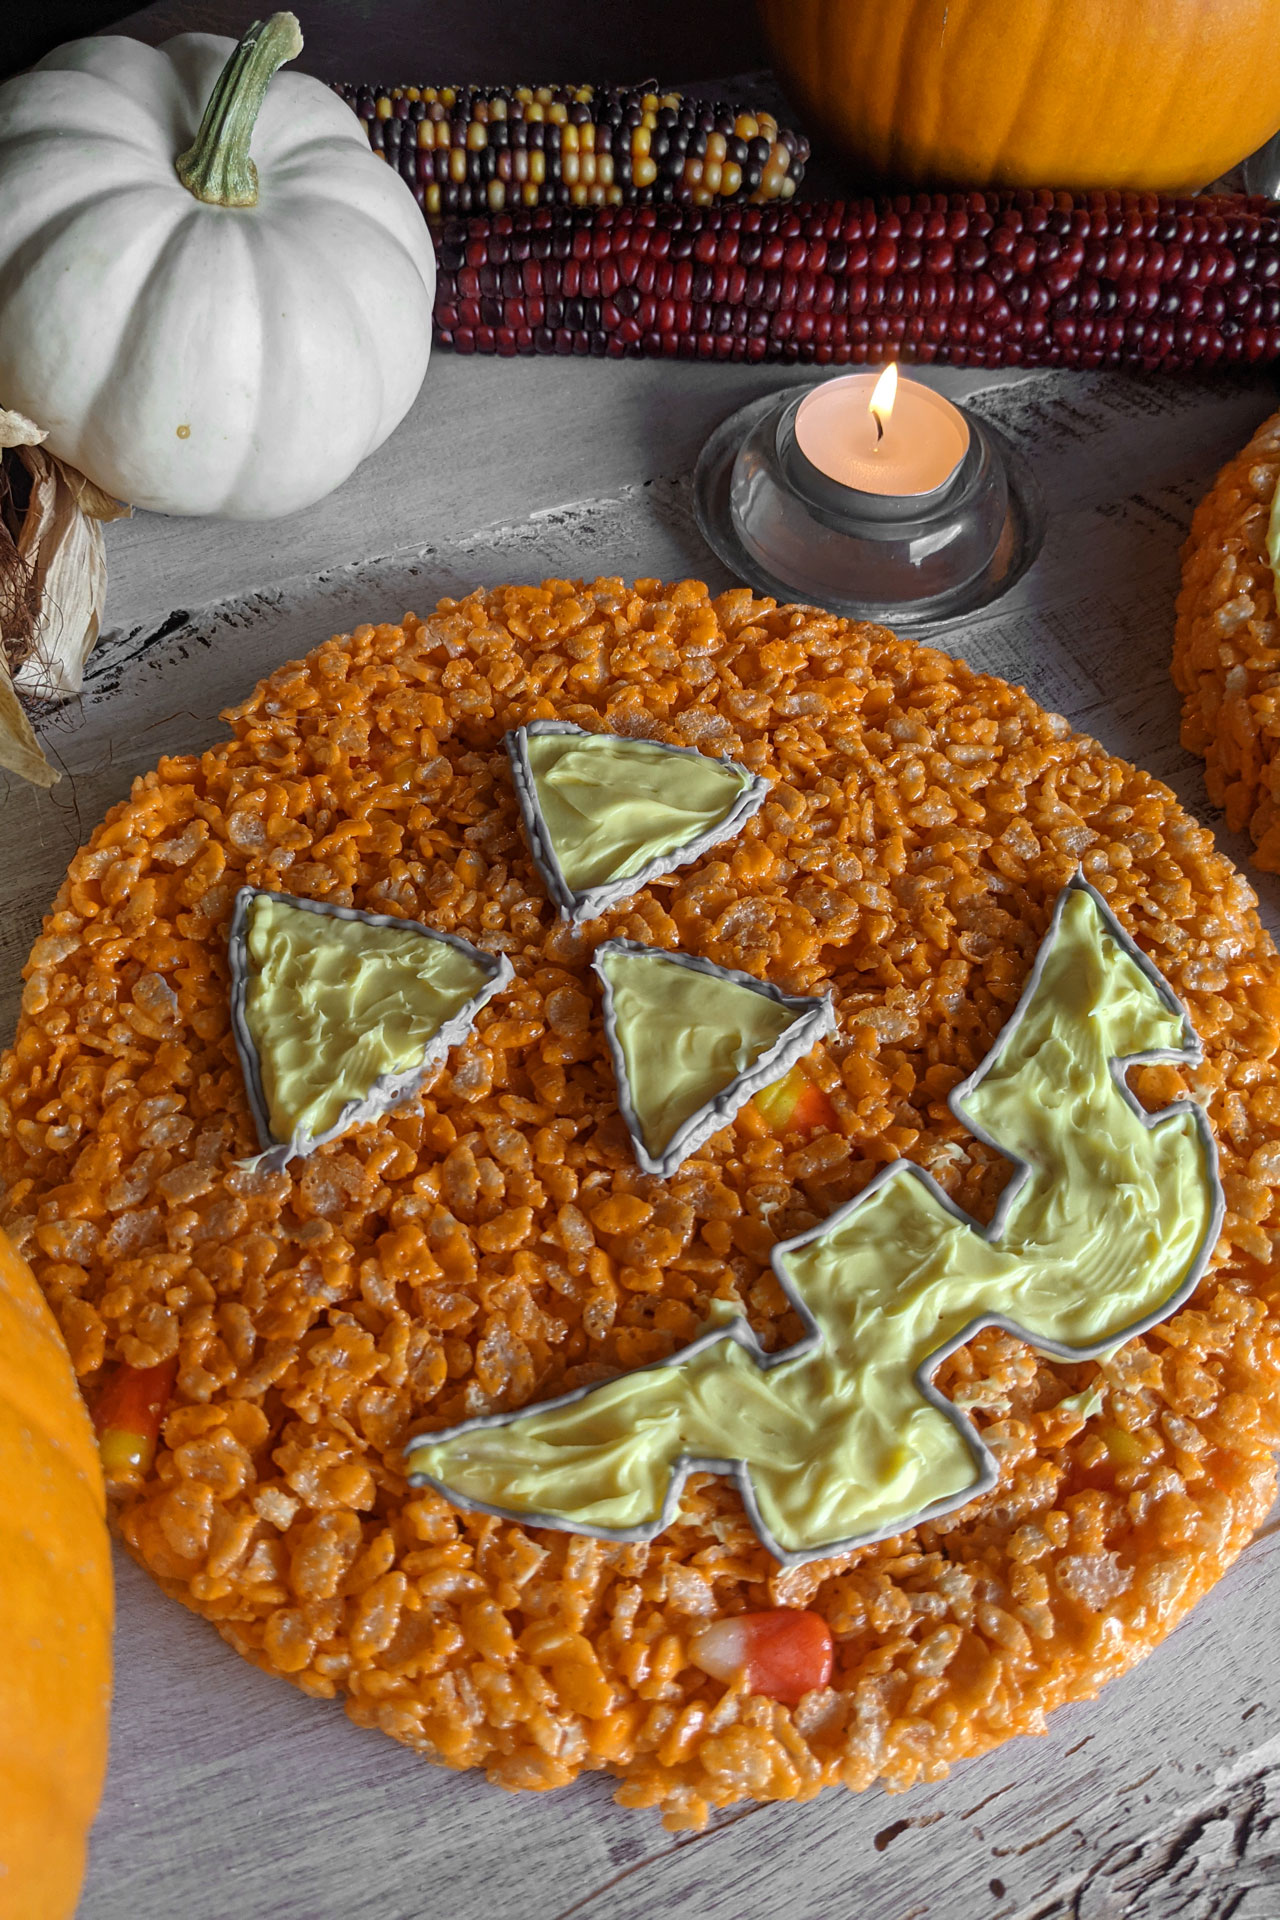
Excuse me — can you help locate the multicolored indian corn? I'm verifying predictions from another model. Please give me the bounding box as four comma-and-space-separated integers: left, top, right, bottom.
334, 82, 809, 220
430, 190, 1280, 371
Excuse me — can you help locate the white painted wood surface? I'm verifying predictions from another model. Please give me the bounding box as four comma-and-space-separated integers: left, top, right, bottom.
13, 341, 1280, 1919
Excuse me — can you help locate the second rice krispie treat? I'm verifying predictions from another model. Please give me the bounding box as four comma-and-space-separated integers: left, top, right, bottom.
1174, 408, 1280, 869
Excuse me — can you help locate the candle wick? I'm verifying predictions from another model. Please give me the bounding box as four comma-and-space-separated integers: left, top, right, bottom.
873, 412, 885, 445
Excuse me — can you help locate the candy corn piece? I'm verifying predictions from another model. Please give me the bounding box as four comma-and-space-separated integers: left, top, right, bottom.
752, 1060, 840, 1137
94, 1356, 178, 1482
691, 1609, 834, 1705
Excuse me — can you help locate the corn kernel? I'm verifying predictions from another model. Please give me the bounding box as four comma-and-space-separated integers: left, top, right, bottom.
346, 81, 810, 219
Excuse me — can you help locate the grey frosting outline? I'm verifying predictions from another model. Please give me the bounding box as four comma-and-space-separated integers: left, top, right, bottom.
405, 871, 1223, 1567
506, 720, 770, 924
592, 939, 836, 1177
227, 885, 514, 1169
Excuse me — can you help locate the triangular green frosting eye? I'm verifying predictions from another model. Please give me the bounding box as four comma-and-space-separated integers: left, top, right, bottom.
510, 724, 768, 921
525, 730, 753, 889
594, 942, 835, 1175
243, 896, 493, 1143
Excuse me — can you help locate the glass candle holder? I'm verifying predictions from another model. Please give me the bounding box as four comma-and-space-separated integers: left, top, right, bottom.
694, 383, 1045, 630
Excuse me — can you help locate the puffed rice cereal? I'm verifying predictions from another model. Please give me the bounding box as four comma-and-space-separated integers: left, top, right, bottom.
1174, 408, 1280, 870
6, 578, 1280, 1830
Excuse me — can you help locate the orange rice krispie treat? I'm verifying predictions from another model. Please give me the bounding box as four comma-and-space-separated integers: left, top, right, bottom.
1174, 409, 1280, 870
6, 578, 1280, 1830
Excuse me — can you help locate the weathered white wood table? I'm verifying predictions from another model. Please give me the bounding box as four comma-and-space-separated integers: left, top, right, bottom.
14, 336, 1280, 1919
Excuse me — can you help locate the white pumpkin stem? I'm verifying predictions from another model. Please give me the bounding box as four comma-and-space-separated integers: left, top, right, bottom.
175, 12, 304, 208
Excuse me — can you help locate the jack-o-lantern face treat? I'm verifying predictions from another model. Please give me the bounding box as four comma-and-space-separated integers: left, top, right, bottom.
5, 577, 1280, 1832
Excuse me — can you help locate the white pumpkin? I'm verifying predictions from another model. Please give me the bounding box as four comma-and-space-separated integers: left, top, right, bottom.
0, 14, 436, 519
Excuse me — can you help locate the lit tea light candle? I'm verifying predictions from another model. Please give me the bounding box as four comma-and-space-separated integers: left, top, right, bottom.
793, 363, 970, 500
692, 365, 1036, 628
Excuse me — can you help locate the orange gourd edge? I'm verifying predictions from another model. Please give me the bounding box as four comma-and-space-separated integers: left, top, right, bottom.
757, 0, 1280, 192
0, 1226, 112, 1920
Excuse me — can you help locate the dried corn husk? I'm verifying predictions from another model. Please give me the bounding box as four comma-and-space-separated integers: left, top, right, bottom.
0, 407, 129, 789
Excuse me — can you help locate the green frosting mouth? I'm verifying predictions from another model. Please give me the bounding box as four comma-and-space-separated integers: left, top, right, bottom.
407, 880, 1220, 1562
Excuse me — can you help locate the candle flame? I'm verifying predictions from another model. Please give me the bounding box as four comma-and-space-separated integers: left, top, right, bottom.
869, 362, 898, 445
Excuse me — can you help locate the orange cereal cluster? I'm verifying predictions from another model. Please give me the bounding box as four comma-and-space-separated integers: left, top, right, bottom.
5, 577, 1280, 1830
1175, 408, 1280, 871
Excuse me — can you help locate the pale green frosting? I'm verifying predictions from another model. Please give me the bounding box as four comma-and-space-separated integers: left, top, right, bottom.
602, 949, 797, 1153
409, 887, 1215, 1556
525, 732, 752, 889
246, 898, 488, 1141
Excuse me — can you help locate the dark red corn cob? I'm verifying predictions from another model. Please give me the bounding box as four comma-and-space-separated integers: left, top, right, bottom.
334, 82, 808, 220
430, 190, 1280, 372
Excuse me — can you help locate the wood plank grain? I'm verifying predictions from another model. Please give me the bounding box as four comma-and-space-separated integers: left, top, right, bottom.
83, 1526, 1280, 1920
91, 357, 1024, 637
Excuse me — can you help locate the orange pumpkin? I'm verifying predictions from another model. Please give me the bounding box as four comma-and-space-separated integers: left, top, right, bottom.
0, 1229, 111, 1920
757, 0, 1280, 191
